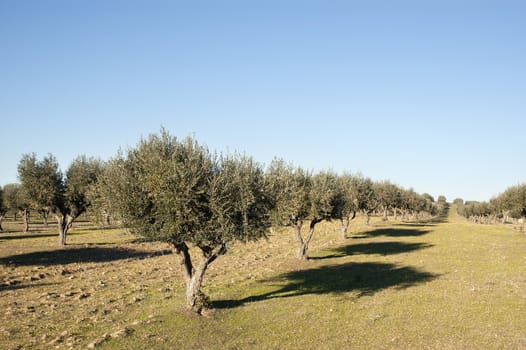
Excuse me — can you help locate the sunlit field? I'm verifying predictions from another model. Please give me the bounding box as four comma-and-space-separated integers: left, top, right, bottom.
1, 208, 525, 349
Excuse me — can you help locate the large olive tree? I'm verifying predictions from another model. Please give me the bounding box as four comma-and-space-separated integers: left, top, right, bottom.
97, 131, 272, 313
18, 153, 102, 245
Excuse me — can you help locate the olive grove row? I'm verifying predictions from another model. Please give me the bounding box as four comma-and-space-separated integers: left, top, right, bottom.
454, 184, 526, 226
0, 130, 448, 312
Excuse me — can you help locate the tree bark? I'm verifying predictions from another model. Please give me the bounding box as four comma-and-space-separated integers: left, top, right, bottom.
340, 218, 349, 240
291, 220, 305, 259
295, 218, 322, 260
41, 209, 49, 226
382, 207, 388, 221
174, 242, 227, 314
340, 211, 356, 239
23, 209, 30, 233
103, 210, 111, 226
55, 213, 74, 246
0, 214, 3, 232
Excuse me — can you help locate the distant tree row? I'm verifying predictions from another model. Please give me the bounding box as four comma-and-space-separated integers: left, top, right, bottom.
1, 129, 445, 313
455, 184, 526, 226
0, 155, 102, 243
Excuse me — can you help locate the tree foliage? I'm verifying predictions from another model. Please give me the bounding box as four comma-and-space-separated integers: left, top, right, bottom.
266, 158, 310, 228
458, 184, 526, 226
2, 183, 28, 220
266, 159, 336, 260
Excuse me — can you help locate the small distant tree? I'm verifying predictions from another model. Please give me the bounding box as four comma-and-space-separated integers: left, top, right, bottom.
97, 131, 272, 313
267, 159, 336, 260
455, 198, 466, 217
266, 159, 311, 259
303, 170, 337, 254
18, 153, 102, 245
333, 173, 365, 239
86, 168, 113, 227
400, 188, 419, 221
421, 193, 435, 204
0, 186, 6, 232
360, 178, 377, 225
374, 180, 401, 221
433, 195, 447, 216
2, 183, 24, 222
39, 207, 51, 226
3, 183, 31, 231
62, 155, 104, 235
490, 184, 526, 226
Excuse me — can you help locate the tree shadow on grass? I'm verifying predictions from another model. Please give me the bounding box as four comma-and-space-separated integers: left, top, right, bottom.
0, 282, 57, 292
353, 227, 431, 239
0, 232, 58, 241
395, 222, 437, 228
310, 241, 433, 260
212, 261, 438, 309
0, 247, 172, 267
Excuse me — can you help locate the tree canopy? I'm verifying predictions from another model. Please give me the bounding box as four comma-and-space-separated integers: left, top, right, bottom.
97, 130, 272, 313
17, 153, 102, 245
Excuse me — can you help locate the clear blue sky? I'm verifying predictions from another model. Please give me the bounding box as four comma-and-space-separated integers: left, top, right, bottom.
1, 1, 525, 202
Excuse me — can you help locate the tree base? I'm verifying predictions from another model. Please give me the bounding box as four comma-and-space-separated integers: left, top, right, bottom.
188, 291, 211, 315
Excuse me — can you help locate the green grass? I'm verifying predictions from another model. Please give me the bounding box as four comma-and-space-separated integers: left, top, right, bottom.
1, 209, 526, 349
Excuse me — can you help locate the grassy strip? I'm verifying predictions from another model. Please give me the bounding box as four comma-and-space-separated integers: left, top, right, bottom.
1, 210, 525, 349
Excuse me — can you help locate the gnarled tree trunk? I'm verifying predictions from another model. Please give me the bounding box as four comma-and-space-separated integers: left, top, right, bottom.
340, 211, 356, 239
174, 242, 227, 314
103, 209, 111, 226
291, 220, 305, 259
55, 213, 74, 246
293, 218, 322, 260
340, 217, 349, 240
382, 207, 388, 221
41, 208, 50, 226
22, 209, 30, 233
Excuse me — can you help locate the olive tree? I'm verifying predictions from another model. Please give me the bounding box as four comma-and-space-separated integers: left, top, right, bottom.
495, 184, 526, 220
266, 159, 310, 258
18, 153, 102, 245
266, 159, 336, 260
374, 180, 401, 221
2, 183, 27, 224
62, 156, 104, 235
358, 177, 377, 225
85, 172, 112, 227
97, 131, 272, 313
332, 173, 367, 239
